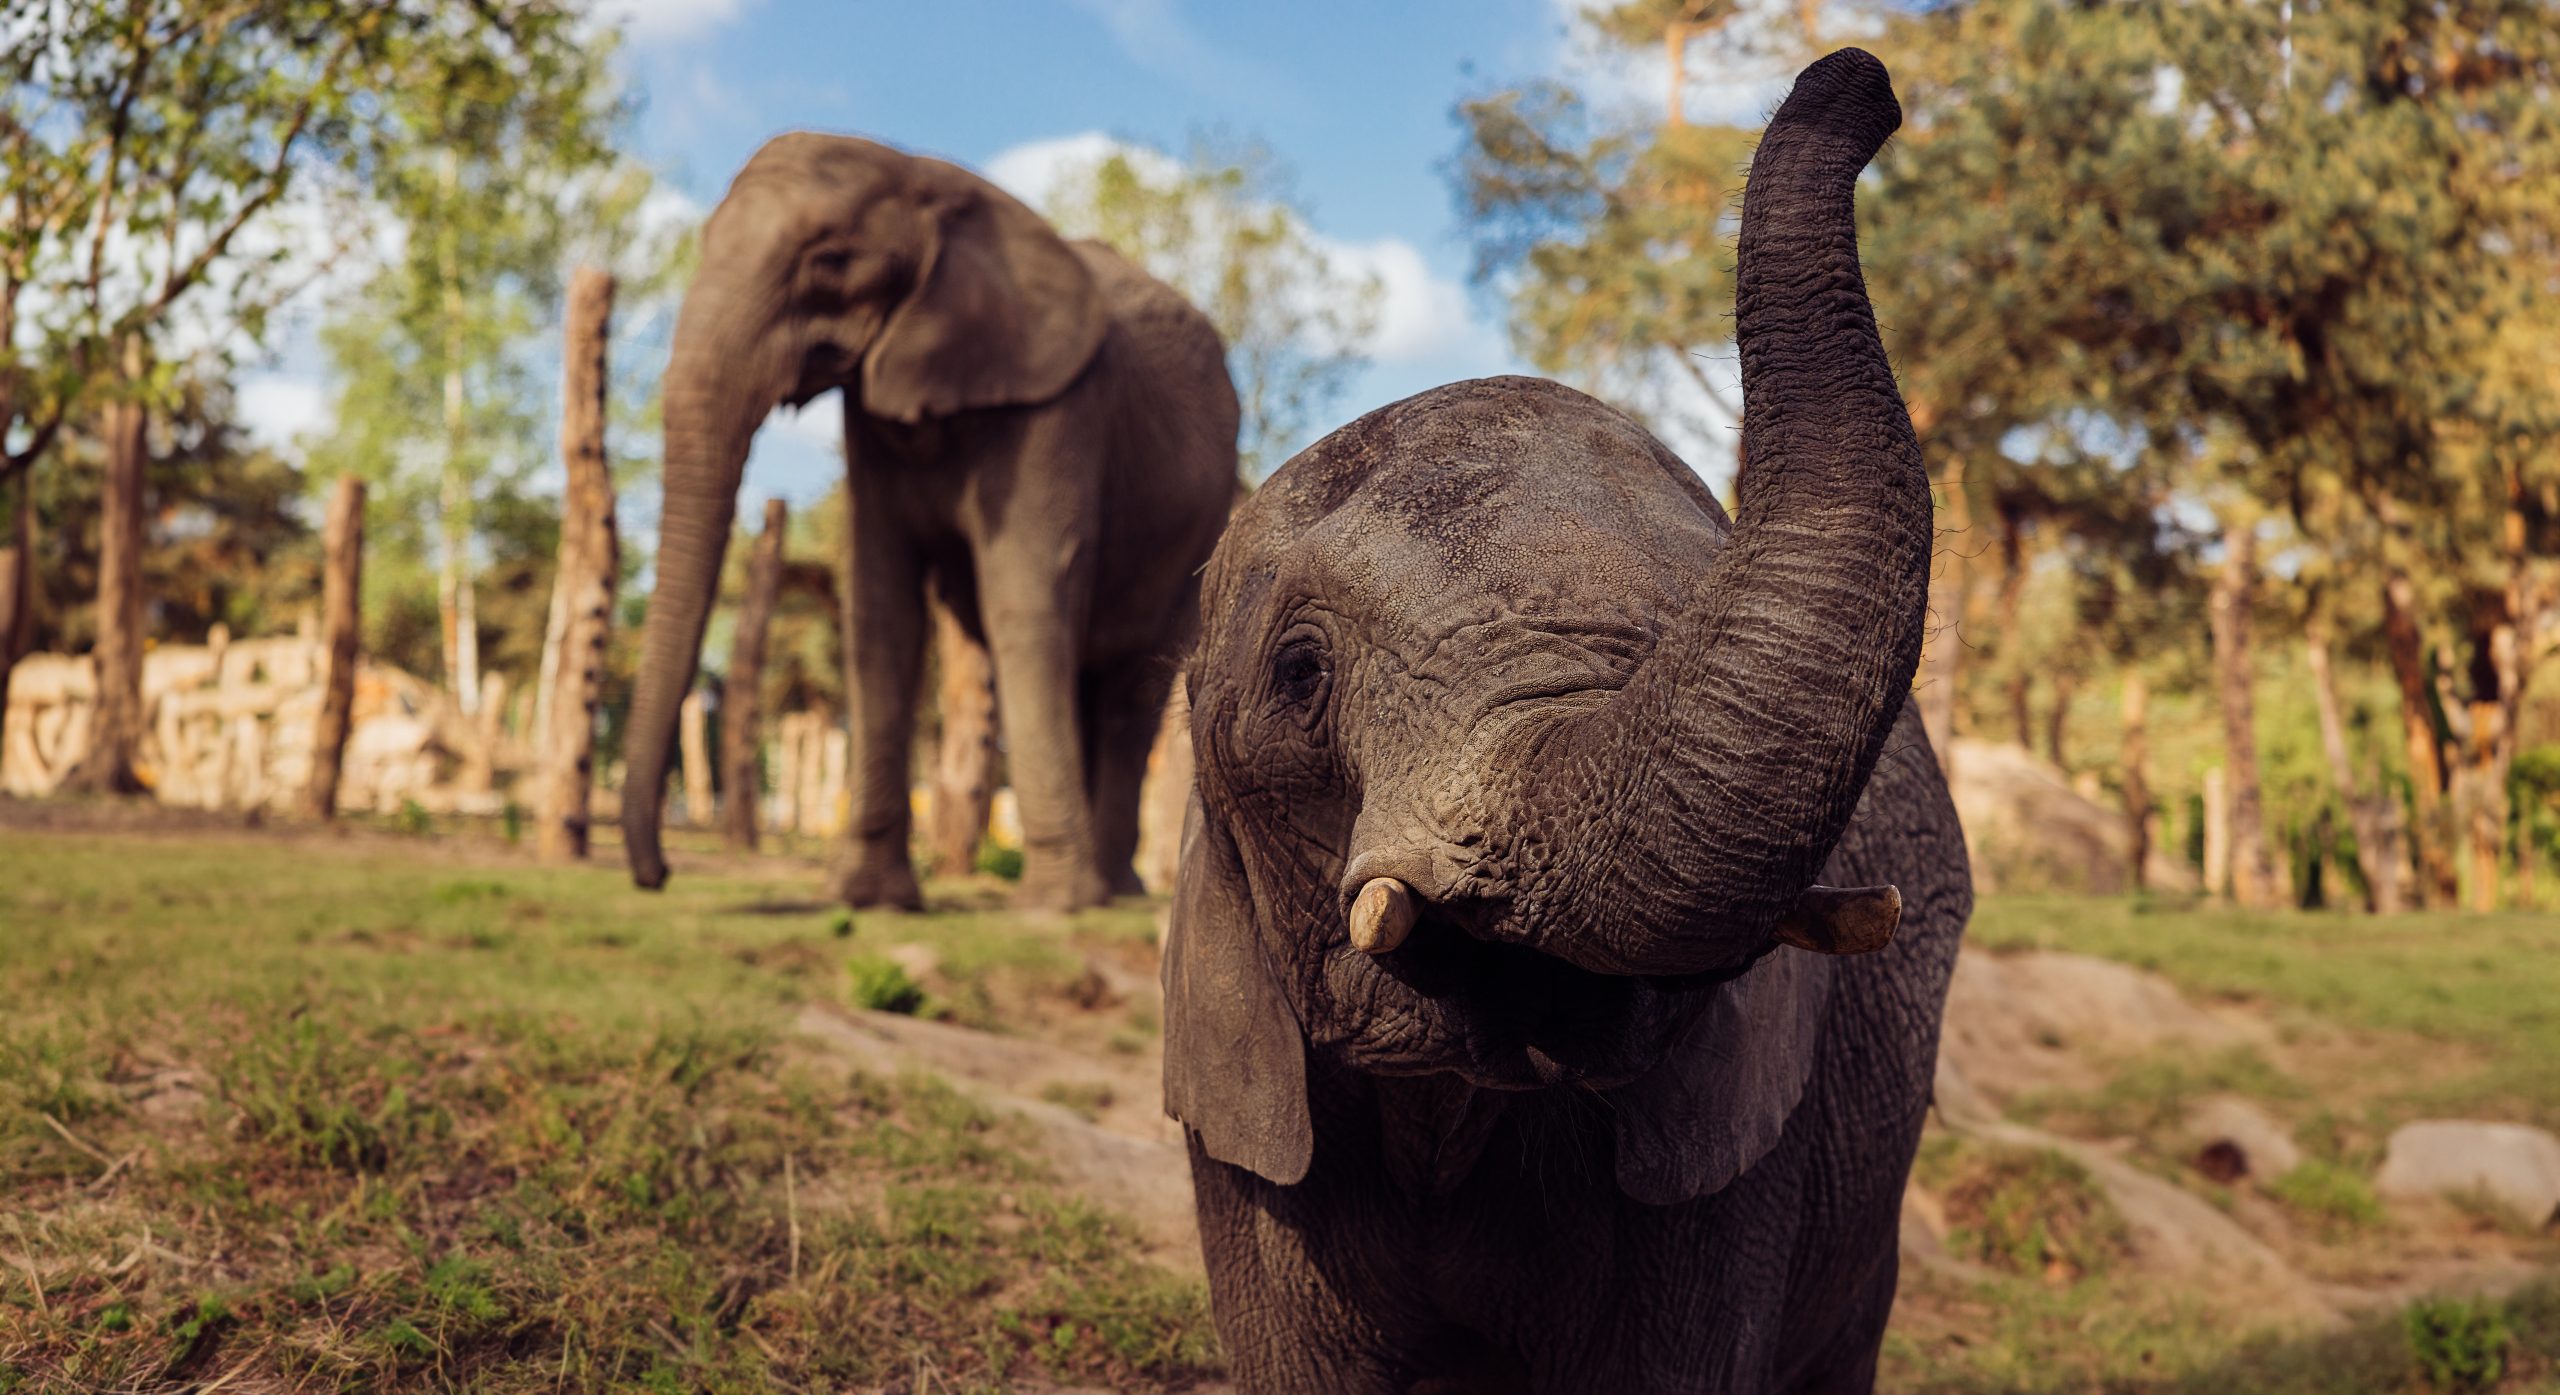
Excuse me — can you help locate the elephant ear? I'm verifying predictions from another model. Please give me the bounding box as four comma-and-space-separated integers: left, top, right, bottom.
1161, 791, 1312, 1185
1607, 946, 1832, 1206
861, 172, 1108, 423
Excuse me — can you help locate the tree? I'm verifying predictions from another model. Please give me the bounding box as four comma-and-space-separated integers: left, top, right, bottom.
1, 0, 610, 788
1037, 141, 1381, 478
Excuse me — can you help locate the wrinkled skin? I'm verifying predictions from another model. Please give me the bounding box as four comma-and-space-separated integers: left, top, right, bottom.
622, 134, 1239, 911
1164, 52, 1971, 1392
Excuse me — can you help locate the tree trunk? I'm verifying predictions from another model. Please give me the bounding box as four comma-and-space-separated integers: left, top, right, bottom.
67, 335, 150, 795
720, 498, 787, 850
2045, 671, 2073, 772
2381, 567, 2458, 906
679, 689, 711, 827
1663, 20, 1690, 128
2455, 585, 2519, 914
301, 476, 365, 820
2306, 611, 2406, 913
1919, 465, 1966, 778
2121, 672, 2150, 893
2204, 765, 2231, 901
0, 473, 33, 760
926, 599, 998, 876
535, 267, 618, 862
2208, 520, 2280, 908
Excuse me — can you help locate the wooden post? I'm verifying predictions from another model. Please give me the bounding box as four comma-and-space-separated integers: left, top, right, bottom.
680, 689, 712, 827
67, 334, 150, 794
301, 476, 365, 819
1135, 676, 1193, 894
926, 600, 998, 875
2208, 520, 2280, 908
721, 499, 788, 850
2121, 672, 2150, 895
0, 473, 34, 754
536, 267, 619, 861
2204, 766, 2231, 902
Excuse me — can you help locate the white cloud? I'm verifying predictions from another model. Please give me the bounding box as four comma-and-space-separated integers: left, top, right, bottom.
592, 0, 755, 43
1544, 0, 1875, 130
984, 132, 1511, 375
236, 375, 331, 454
1066, 0, 1294, 106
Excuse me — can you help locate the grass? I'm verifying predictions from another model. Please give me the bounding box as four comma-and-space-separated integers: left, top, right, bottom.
1970, 896, 2560, 1127
6, 820, 2557, 1394
0, 823, 1216, 1393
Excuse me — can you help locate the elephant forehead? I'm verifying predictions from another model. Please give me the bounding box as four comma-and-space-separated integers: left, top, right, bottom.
1304, 475, 1690, 631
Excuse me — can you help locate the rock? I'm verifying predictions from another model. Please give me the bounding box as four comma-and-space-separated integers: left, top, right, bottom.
2183, 1096, 2304, 1183
1948, 738, 2198, 896
1938, 948, 2272, 1102
2375, 1120, 2560, 1227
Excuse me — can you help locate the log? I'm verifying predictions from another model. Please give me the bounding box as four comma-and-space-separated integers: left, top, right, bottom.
302, 476, 365, 819
536, 267, 619, 861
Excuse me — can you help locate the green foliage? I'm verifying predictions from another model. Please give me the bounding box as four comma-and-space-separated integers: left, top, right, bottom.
848, 955, 927, 1016
395, 799, 433, 837
976, 841, 1028, 882
1037, 140, 1379, 477
2266, 1160, 2384, 1236
2404, 1297, 2510, 1392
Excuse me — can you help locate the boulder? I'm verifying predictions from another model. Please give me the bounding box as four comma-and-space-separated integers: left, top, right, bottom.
1939, 948, 2271, 1101
2375, 1120, 2560, 1227
1949, 739, 2197, 896
2183, 1095, 2303, 1183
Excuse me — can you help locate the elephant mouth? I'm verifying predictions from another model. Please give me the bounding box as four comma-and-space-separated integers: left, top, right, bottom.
1316, 901, 1725, 1091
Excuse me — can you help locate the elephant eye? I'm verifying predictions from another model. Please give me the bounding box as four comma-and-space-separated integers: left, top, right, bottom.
1270, 638, 1330, 713
808, 248, 854, 277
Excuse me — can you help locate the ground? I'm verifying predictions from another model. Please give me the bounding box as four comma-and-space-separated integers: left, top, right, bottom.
1, 803, 2555, 1393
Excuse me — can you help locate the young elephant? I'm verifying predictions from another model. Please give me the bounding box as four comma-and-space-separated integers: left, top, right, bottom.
1164, 50, 1970, 1393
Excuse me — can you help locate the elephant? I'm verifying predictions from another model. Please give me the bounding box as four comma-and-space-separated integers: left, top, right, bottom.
622, 132, 1240, 911
1162, 50, 1970, 1393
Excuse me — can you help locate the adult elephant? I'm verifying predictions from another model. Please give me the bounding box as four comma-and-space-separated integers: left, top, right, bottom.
1164, 51, 1970, 1391
624, 133, 1239, 911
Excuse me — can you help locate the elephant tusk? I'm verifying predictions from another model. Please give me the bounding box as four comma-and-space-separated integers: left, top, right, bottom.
1773, 884, 1902, 956
1348, 877, 1416, 955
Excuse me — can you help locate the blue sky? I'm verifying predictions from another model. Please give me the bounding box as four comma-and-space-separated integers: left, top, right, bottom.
243, 0, 1793, 512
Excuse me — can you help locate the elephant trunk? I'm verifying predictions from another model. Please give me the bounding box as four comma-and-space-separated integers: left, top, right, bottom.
1500, 50, 1931, 976
624, 286, 774, 889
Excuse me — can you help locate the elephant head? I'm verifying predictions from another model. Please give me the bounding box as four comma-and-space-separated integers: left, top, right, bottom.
1164, 50, 1931, 1201
624, 134, 1108, 889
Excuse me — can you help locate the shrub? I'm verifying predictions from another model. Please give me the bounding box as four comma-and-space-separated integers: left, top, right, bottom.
975, 841, 1026, 881
848, 955, 926, 1015
2404, 1296, 2510, 1391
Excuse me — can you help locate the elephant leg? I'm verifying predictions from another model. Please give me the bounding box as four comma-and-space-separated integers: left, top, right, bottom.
977, 548, 1107, 913
825, 481, 926, 911
1081, 654, 1175, 899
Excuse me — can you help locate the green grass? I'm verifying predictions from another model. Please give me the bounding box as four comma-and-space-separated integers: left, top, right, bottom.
0, 826, 1214, 1393
1971, 896, 2560, 1127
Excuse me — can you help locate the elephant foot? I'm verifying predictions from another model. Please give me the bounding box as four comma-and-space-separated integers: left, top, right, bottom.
1016, 858, 1111, 913
829, 855, 924, 912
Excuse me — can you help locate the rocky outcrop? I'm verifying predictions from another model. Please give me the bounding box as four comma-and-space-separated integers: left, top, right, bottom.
1949, 738, 2197, 896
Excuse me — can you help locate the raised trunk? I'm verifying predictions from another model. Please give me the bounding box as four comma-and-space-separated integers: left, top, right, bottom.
926, 598, 999, 875
719, 498, 788, 851
67, 335, 149, 795
301, 475, 365, 820
2381, 567, 2457, 905
1495, 51, 1933, 976
1918, 465, 1965, 778
2209, 519, 2280, 908
623, 277, 770, 887
2306, 611, 2405, 913
537, 268, 618, 862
